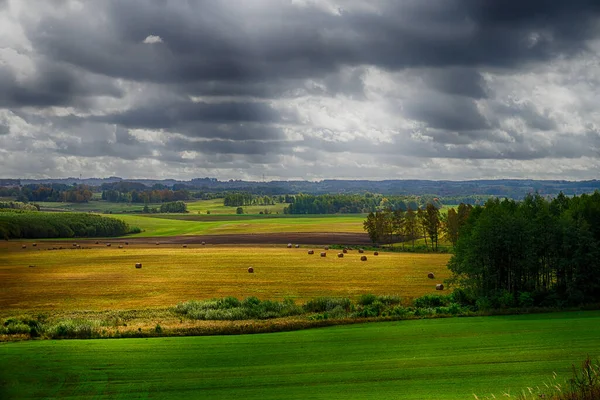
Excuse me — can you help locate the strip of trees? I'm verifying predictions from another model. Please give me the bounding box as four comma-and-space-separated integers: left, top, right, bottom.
0, 211, 133, 239
284, 194, 440, 215
223, 192, 275, 207
363, 203, 472, 251
449, 192, 600, 307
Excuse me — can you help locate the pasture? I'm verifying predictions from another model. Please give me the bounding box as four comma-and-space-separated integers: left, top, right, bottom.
113, 214, 366, 237
0, 243, 450, 315
1, 311, 599, 399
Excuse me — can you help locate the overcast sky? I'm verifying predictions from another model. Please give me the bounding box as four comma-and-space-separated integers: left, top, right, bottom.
1, 0, 600, 181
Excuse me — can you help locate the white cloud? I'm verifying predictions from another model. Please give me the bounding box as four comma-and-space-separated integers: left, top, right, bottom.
142, 35, 163, 44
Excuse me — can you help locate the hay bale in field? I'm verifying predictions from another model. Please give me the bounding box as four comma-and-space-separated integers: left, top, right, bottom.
32, 243, 37, 247
287, 243, 293, 248
358, 248, 364, 253
361, 255, 367, 261
95, 241, 99, 245
156, 242, 160, 245
201, 241, 206, 245
125, 242, 129, 245
28, 265, 35, 268
320, 252, 327, 257
183, 245, 187, 248
118, 245, 123, 249
374, 251, 379, 256
248, 267, 254, 273
337, 253, 344, 258
135, 263, 142, 269
21, 245, 26, 249
295, 244, 300, 248
343, 248, 348, 254
106, 243, 111, 247
73, 243, 77, 247
436, 284, 444, 290
324, 246, 329, 250
308, 250, 314, 255
427, 272, 435, 279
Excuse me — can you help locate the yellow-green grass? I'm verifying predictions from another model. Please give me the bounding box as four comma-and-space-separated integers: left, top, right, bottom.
35, 200, 161, 213
0, 244, 450, 315
1, 311, 599, 399
185, 198, 288, 215
114, 213, 366, 236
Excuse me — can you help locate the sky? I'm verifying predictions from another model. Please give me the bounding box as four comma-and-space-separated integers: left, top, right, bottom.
1, 0, 600, 181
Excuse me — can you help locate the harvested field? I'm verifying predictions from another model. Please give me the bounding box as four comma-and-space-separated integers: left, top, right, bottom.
0, 242, 450, 315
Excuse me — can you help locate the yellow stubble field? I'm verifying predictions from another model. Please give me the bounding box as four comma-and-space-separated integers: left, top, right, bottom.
0, 242, 451, 315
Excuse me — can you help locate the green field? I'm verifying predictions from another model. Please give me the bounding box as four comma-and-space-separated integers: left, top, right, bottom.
1, 311, 598, 399
114, 214, 366, 236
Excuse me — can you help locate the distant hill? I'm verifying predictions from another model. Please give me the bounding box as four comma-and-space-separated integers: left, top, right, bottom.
12, 177, 600, 199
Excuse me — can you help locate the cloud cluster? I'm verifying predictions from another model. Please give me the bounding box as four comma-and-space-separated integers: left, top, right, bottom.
1, 0, 600, 180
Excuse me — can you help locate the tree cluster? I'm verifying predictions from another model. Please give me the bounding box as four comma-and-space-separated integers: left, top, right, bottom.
0, 211, 131, 239
449, 192, 600, 307
101, 189, 190, 203
158, 201, 187, 213
362, 204, 472, 251
223, 192, 276, 207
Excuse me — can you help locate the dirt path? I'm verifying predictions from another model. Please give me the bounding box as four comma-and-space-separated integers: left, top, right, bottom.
123, 232, 371, 245
44, 232, 372, 246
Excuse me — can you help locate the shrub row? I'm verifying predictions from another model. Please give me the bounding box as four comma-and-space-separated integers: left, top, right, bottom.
0, 211, 134, 239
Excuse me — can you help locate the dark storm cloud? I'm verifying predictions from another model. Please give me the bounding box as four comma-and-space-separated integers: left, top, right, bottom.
422, 68, 489, 99
93, 100, 286, 129
404, 96, 490, 131
22, 0, 600, 91
493, 101, 557, 132
166, 136, 293, 156
2, 0, 600, 179
0, 62, 123, 109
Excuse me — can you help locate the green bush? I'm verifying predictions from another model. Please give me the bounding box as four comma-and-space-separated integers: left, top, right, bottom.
303, 297, 352, 313
414, 294, 450, 308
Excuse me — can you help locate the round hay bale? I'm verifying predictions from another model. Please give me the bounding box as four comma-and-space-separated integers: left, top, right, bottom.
427, 272, 435, 279
308, 250, 314, 255
436, 284, 444, 291
28, 265, 35, 268
337, 253, 344, 258
324, 246, 329, 250
21, 245, 26, 249
95, 241, 99, 245
360, 255, 367, 261
247, 267, 254, 273
374, 251, 379, 256
295, 244, 300, 248
343, 248, 348, 254
183, 245, 188, 248
125, 242, 129, 245
201, 241, 206, 245
73, 243, 77, 247
320, 252, 327, 257
358, 248, 364, 253
135, 263, 142, 269
32, 243, 37, 247
118, 245, 123, 249
106, 243, 111, 247
156, 242, 160, 245
287, 243, 293, 248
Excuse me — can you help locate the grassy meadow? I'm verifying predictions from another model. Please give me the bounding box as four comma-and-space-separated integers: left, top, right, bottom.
113, 213, 366, 236
0, 243, 450, 314
1, 311, 599, 399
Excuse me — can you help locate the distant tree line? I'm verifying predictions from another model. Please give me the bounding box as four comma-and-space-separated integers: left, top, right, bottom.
284, 194, 441, 215
363, 204, 472, 251
16, 184, 93, 203
0, 211, 133, 239
101, 189, 190, 203
449, 192, 600, 307
223, 192, 285, 207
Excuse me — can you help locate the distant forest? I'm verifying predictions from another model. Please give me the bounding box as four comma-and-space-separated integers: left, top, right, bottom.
6, 177, 600, 199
